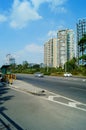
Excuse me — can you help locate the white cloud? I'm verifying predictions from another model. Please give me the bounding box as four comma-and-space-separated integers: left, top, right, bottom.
31, 0, 67, 7
25, 43, 43, 53
0, 14, 7, 22
31, 0, 67, 12
48, 30, 57, 37
10, 0, 42, 29
9, 0, 67, 29
59, 7, 67, 13
31, 0, 46, 10
0, 0, 67, 29
48, 0, 67, 13
13, 43, 44, 64
48, 0, 67, 6
14, 43, 43, 59
51, 6, 67, 13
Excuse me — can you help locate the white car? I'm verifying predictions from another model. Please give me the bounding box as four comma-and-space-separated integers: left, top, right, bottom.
34, 72, 44, 77
64, 72, 72, 77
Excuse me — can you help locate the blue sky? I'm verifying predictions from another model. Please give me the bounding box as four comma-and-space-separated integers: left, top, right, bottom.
0, 0, 86, 67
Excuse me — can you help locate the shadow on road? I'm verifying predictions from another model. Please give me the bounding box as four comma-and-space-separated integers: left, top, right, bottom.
0, 83, 24, 130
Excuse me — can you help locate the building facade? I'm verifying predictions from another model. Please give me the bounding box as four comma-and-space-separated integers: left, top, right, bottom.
44, 38, 57, 67
44, 29, 74, 68
57, 29, 74, 68
77, 19, 86, 65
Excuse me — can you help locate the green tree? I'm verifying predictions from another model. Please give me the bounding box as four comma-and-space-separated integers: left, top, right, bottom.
22, 61, 29, 69
64, 57, 78, 72
78, 35, 86, 65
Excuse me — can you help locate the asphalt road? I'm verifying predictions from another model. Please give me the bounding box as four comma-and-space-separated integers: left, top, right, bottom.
16, 74, 86, 104
0, 82, 86, 130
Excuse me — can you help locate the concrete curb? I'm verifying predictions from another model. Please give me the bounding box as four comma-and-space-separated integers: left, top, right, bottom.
9, 80, 47, 96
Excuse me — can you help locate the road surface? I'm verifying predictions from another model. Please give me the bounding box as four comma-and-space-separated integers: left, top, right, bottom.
17, 74, 86, 103
0, 75, 86, 130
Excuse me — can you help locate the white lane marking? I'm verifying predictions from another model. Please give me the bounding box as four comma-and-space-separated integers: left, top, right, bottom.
48, 92, 81, 104
69, 102, 76, 107
9, 84, 86, 112
48, 96, 54, 101
83, 79, 86, 82
47, 95, 86, 112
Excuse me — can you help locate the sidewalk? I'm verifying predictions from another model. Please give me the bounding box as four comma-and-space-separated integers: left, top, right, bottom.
9, 80, 47, 96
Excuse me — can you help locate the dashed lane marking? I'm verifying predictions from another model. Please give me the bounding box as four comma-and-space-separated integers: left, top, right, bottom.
46, 95, 86, 112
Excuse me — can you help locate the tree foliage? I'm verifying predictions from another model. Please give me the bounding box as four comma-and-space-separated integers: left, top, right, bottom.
78, 35, 86, 66
8, 58, 86, 77
78, 36, 86, 45
64, 57, 78, 72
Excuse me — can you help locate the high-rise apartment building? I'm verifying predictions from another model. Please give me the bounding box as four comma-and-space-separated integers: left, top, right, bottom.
44, 38, 57, 67
44, 29, 74, 68
77, 19, 86, 42
77, 19, 86, 65
57, 29, 74, 68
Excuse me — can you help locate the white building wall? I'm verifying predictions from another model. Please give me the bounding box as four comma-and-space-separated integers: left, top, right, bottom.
57, 29, 74, 68
44, 29, 74, 68
44, 38, 58, 67
53, 38, 58, 67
